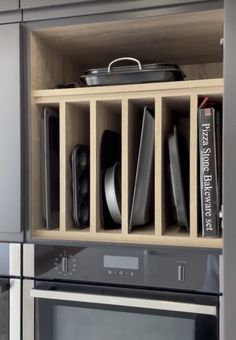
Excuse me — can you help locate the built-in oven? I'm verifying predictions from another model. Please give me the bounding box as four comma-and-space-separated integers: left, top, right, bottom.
23, 244, 222, 340
0, 243, 21, 340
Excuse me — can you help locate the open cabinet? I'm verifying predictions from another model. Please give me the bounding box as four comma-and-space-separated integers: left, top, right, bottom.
27, 8, 224, 248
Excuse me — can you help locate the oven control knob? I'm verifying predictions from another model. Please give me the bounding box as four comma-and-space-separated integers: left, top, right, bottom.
62, 256, 69, 273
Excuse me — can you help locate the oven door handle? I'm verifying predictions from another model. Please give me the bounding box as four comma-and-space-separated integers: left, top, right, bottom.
30, 288, 217, 316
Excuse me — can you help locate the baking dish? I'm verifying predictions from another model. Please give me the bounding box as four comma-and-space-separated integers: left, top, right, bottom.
81, 57, 185, 86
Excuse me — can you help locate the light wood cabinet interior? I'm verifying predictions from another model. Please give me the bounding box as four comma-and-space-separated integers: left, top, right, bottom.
28, 8, 224, 248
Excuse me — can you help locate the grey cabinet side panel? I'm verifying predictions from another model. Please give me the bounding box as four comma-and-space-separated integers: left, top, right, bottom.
0, 0, 19, 12
224, 0, 236, 339
0, 24, 21, 234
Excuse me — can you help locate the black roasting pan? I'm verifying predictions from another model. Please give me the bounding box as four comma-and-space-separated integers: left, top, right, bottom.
80, 57, 185, 86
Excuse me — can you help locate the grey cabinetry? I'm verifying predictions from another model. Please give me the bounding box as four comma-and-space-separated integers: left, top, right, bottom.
0, 0, 21, 24
0, 0, 19, 11
21, 0, 90, 7
0, 24, 22, 242
20, 0, 211, 7
21, 0, 220, 22
224, 1, 236, 339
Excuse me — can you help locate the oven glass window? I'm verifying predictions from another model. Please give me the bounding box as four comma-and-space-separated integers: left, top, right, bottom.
0, 279, 9, 340
54, 305, 194, 340
35, 298, 217, 340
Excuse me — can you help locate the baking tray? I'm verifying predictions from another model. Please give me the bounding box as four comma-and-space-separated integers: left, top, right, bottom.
129, 106, 154, 231
81, 57, 185, 86
104, 162, 121, 224
71, 144, 89, 229
41, 107, 59, 230
100, 130, 121, 228
168, 126, 189, 230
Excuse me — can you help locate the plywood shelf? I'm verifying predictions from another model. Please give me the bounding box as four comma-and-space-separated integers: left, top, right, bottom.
31, 230, 223, 249
29, 78, 223, 248
33, 79, 223, 101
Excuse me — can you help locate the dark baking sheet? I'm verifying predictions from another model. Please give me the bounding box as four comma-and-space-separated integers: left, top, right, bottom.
168, 126, 189, 230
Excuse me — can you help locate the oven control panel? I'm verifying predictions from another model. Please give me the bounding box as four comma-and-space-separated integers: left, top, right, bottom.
54, 252, 78, 277
33, 245, 221, 294
35, 247, 143, 284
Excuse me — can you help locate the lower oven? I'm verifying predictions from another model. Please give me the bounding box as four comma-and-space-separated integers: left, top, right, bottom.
0, 243, 21, 340
23, 244, 222, 340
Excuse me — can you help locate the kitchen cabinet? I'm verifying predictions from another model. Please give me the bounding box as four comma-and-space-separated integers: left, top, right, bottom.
0, 0, 19, 12
24, 6, 223, 248
0, 0, 21, 24
20, 0, 214, 8
22, 0, 236, 337
0, 23, 23, 242
223, 0, 236, 339
21, 0, 223, 22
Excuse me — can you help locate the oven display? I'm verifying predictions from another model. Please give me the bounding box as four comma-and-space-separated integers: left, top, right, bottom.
104, 255, 139, 270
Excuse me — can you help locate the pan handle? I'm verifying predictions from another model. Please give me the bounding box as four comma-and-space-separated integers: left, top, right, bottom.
108, 57, 142, 73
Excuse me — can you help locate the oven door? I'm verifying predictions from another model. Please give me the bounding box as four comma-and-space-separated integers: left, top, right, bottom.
23, 280, 219, 340
0, 278, 21, 340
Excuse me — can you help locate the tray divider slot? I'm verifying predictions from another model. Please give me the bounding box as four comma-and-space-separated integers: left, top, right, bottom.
127, 98, 155, 236
127, 100, 142, 234
64, 101, 91, 232
31, 102, 60, 232
95, 100, 122, 232
160, 95, 191, 237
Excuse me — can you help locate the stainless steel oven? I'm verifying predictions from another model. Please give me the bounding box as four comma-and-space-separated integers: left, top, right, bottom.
23, 244, 222, 340
0, 243, 21, 340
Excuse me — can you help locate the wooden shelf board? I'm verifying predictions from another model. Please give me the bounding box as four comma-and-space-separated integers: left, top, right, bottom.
32, 230, 222, 248
97, 229, 122, 234
33, 79, 223, 101
32, 229, 90, 239
32, 226, 60, 232
159, 235, 222, 248
163, 225, 190, 237
129, 224, 155, 236
65, 227, 90, 233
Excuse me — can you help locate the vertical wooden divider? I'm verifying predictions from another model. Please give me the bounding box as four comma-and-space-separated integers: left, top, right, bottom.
59, 101, 66, 233
155, 95, 162, 238
90, 100, 97, 234
159, 96, 170, 237
122, 98, 129, 236
190, 94, 198, 239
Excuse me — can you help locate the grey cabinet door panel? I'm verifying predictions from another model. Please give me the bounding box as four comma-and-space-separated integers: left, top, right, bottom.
21, 0, 89, 8
0, 11, 22, 24
0, 24, 21, 234
0, 0, 19, 12
20, 0, 212, 10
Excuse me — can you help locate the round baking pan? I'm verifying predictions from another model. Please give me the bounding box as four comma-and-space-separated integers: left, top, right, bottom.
104, 162, 121, 224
